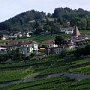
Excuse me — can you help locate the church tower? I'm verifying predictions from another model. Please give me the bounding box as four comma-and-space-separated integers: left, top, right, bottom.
72, 26, 81, 37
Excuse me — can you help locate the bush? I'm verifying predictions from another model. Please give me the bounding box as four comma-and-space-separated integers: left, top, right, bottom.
75, 44, 90, 57
0, 49, 26, 63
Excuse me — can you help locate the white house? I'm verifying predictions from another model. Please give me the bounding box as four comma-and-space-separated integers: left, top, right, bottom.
0, 35, 8, 40
65, 29, 73, 34
19, 41, 38, 56
42, 40, 58, 48
0, 41, 38, 56
23, 31, 32, 38
61, 27, 73, 35
26, 32, 31, 38
9, 35, 17, 39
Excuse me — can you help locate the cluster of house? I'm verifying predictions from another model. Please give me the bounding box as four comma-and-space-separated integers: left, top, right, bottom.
39, 40, 60, 54
0, 39, 59, 56
39, 26, 90, 54
66, 26, 90, 49
0, 31, 32, 40
0, 41, 38, 56
0, 26, 90, 56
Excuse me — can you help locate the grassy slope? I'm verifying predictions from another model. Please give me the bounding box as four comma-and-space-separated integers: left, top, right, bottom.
80, 30, 90, 35
1, 77, 90, 90
0, 54, 90, 83
0, 34, 56, 44
0, 67, 39, 83
0, 33, 71, 44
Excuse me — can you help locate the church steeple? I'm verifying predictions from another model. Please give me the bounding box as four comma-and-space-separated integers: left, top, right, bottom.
72, 26, 81, 37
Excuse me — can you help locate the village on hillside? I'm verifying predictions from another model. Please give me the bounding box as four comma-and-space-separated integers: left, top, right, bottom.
0, 26, 90, 57
1, 0, 90, 89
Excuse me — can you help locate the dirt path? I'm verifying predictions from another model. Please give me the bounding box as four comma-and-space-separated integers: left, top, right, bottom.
0, 73, 90, 88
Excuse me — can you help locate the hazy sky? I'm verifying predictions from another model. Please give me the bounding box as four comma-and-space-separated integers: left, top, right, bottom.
0, 0, 90, 22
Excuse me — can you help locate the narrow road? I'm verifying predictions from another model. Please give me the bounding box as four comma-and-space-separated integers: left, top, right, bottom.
0, 73, 90, 88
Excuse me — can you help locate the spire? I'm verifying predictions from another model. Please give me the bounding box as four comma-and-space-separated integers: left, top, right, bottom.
72, 26, 81, 37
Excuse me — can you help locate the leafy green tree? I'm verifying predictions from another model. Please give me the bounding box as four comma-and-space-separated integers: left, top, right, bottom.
78, 18, 87, 30
75, 44, 90, 57
55, 35, 66, 47
87, 18, 90, 30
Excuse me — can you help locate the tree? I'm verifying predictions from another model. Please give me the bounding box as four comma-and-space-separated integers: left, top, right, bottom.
0, 10, 46, 34
1, 7, 90, 34
34, 28, 43, 35
55, 35, 66, 48
78, 18, 87, 30
47, 13, 52, 17
87, 18, 90, 30
75, 44, 90, 57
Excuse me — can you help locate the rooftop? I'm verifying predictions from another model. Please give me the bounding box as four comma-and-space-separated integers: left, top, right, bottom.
72, 26, 81, 37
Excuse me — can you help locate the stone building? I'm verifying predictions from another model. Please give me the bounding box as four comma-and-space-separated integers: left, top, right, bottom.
67, 26, 90, 49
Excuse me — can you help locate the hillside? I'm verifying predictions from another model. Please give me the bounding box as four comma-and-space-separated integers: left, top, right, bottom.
0, 54, 90, 89
0, 10, 46, 34
0, 7, 90, 34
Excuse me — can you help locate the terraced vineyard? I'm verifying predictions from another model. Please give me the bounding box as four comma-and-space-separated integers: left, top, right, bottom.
1, 77, 90, 90
0, 54, 90, 89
